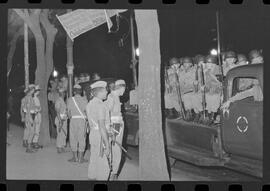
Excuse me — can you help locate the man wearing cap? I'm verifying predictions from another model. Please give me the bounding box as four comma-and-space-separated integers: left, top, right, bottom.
249, 49, 264, 64
204, 55, 222, 124
105, 79, 126, 180
86, 80, 111, 180
32, 85, 42, 149
55, 88, 68, 153
223, 51, 237, 76
67, 84, 88, 163
21, 84, 37, 152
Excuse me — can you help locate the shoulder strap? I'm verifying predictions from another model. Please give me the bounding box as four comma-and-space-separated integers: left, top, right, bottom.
72, 97, 86, 119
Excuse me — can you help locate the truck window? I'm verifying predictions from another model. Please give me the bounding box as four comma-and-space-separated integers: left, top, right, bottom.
231, 77, 263, 102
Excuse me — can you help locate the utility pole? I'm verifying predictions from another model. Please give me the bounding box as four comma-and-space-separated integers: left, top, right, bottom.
24, 22, 29, 89
130, 10, 138, 88
216, 10, 224, 81
66, 9, 74, 98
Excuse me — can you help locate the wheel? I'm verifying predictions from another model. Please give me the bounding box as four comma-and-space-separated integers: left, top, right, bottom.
169, 157, 176, 168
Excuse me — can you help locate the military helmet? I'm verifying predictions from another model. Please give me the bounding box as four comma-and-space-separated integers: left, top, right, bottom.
182, 57, 193, 64
205, 55, 217, 64
194, 54, 205, 64
237, 54, 247, 62
249, 49, 262, 60
169, 57, 179, 66
224, 51, 236, 59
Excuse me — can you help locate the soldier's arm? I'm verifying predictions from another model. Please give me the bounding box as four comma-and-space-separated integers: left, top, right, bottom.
105, 95, 114, 111
97, 106, 109, 149
229, 87, 255, 103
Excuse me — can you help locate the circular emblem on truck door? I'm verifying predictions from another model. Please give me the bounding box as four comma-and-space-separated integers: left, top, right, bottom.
236, 116, 248, 133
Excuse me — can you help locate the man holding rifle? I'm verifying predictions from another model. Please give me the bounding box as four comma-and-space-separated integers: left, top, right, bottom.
86, 80, 111, 180
105, 79, 126, 180
55, 88, 68, 154
67, 84, 88, 163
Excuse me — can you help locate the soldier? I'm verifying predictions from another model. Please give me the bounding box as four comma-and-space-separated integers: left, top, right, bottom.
193, 55, 205, 122
105, 79, 126, 180
223, 51, 237, 76
86, 80, 111, 180
249, 49, 264, 64
55, 88, 68, 153
32, 85, 42, 149
237, 54, 248, 66
179, 57, 197, 121
204, 55, 223, 125
92, 72, 101, 81
164, 58, 181, 118
66, 84, 88, 163
21, 84, 37, 153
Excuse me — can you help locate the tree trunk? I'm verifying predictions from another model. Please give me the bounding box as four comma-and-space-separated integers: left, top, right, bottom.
135, 10, 170, 180
7, 28, 23, 77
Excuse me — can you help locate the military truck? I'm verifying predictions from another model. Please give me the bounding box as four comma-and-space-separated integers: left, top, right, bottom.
125, 63, 263, 177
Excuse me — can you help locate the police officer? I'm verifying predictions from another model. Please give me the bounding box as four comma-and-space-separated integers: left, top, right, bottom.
249, 49, 264, 64
105, 79, 126, 180
55, 88, 68, 153
86, 80, 111, 180
67, 84, 88, 163
21, 84, 37, 153
223, 51, 237, 76
237, 54, 248, 66
32, 85, 42, 149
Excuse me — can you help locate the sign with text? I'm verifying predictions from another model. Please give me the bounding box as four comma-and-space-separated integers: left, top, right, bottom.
56, 9, 127, 41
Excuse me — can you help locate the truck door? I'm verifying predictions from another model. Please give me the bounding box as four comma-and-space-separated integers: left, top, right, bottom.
222, 77, 263, 160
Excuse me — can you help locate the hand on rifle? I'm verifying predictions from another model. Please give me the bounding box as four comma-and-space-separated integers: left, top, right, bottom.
221, 100, 231, 111
105, 144, 111, 157
200, 85, 205, 92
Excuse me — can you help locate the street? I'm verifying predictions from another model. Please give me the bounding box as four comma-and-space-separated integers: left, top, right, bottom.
6, 124, 259, 181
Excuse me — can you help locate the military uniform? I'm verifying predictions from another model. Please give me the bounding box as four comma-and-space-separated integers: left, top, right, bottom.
67, 84, 88, 163
55, 90, 68, 153
21, 84, 37, 152
105, 79, 125, 180
32, 85, 42, 149
223, 51, 237, 76
204, 56, 222, 123
86, 81, 110, 180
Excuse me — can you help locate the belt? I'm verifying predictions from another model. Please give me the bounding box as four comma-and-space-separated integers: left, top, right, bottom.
111, 116, 123, 122
71, 116, 86, 119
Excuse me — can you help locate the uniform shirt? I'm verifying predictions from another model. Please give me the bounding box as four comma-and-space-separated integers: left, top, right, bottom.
33, 96, 41, 113
55, 97, 67, 119
105, 92, 122, 117
67, 94, 88, 117
21, 95, 36, 114
48, 90, 59, 104
86, 97, 110, 130
178, 67, 196, 94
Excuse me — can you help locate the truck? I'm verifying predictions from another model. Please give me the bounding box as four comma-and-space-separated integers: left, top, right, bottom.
124, 63, 263, 178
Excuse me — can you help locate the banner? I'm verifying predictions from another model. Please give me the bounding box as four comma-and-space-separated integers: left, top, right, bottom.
56, 9, 127, 41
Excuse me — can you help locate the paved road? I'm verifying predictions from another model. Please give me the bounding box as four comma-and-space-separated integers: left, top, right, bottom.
6, 124, 259, 181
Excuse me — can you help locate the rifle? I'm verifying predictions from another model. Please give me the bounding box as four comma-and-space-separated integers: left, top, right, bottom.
200, 64, 207, 119
57, 116, 67, 136
194, 65, 199, 93
164, 67, 172, 94
172, 68, 186, 119
113, 140, 132, 160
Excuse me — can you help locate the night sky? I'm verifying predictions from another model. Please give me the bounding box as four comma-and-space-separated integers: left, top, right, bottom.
8, 9, 270, 90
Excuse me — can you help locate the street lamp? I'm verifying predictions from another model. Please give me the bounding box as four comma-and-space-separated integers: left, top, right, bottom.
210, 49, 218, 56
135, 48, 140, 57
53, 69, 58, 78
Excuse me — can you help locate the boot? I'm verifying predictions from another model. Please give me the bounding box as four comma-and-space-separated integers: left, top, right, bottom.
78, 152, 88, 163
185, 110, 192, 121
193, 113, 200, 123
68, 151, 78, 162
26, 143, 37, 153
110, 174, 118, 181
57, 147, 62, 154
32, 143, 42, 149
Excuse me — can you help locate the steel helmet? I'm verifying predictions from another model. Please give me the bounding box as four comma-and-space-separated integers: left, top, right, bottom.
194, 54, 205, 64
205, 55, 217, 64
237, 54, 247, 62
225, 51, 236, 59
249, 49, 262, 60
182, 57, 193, 64
169, 57, 179, 66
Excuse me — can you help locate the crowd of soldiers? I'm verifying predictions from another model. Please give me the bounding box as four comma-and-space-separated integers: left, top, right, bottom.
164, 49, 264, 125
20, 71, 127, 180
